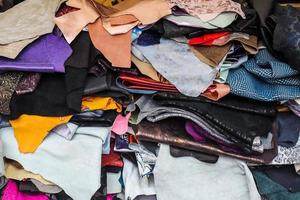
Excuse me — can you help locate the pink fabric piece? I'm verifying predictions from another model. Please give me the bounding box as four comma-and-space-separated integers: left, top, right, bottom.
2, 180, 49, 200
111, 113, 131, 135
107, 194, 113, 200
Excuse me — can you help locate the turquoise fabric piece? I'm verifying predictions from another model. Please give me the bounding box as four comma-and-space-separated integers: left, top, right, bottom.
0, 127, 109, 200
253, 171, 300, 200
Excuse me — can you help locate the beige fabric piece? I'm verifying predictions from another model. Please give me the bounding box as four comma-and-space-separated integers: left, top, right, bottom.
55, 0, 100, 43
102, 18, 139, 35
131, 55, 160, 81
0, 37, 38, 59
0, 0, 64, 44
295, 164, 300, 175
111, 0, 171, 25
4, 161, 54, 185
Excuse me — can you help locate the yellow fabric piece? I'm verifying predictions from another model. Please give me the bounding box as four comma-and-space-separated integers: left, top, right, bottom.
93, 0, 115, 7
81, 96, 122, 112
9, 97, 122, 153
10, 115, 72, 153
5, 161, 54, 185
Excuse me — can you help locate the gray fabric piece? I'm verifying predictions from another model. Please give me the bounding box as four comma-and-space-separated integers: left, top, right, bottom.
133, 38, 217, 97
0, 176, 7, 190
31, 179, 62, 194
153, 144, 261, 200
134, 195, 157, 200
129, 143, 157, 177
51, 123, 79, 140
0, 139, 3, 176
0, 127, 109, 200
0, 0, 64, 44
165, 12, 237, 28
107, 172, 122, 194
122, 158, 156, 200
261, 132, 273, 150
126, 95, 233, 145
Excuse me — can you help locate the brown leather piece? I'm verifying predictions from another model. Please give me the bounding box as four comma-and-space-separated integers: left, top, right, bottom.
190, 44, 231, 67
137, 119, 278, 164
88, 18, 132, 68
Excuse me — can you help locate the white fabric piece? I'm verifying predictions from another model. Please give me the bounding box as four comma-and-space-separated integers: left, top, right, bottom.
153, 144, 261, 200
122, 158, 156, 200
0, 127, 109, 200
165, 12, 237, 29
107, 172, 122, 194
0, 138, 4, 176
134, 38, 217, 97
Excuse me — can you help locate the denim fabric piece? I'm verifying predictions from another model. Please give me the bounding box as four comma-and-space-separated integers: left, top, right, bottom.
227, 49, 300, 101
133, 38, 217, 97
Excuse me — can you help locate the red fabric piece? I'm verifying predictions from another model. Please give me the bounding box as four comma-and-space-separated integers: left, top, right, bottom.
102, 141, 124, 167
188, 32, 230, 46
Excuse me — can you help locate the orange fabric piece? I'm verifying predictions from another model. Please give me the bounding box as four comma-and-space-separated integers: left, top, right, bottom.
89, 18, 132, 68
10, 97, 122, 153
201, 83, 231, 101
10, 115, 73, 153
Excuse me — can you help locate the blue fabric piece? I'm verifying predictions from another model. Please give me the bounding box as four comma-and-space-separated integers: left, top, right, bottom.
137, 32, 160, 46
276, 112, 300, 148
227, 49, 300, 101
132, 27, 143, 41
253, 171, 300, 200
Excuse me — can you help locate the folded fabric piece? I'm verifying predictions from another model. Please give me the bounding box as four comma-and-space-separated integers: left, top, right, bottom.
190, 44, 231, 67
2, 180, 49, 200
4, 161, 54, 185
170, 145, 219, 163
137, 118, 277, 164
151, 93, 275, 151
102, 16, 139, 35
106, 171, 122, 194
288, 100, 300, 117
227, 49, 300, 101
54, 0, 99, 43
10, 115, 72, 153
154, 144, 260, 200
0, 126, 109, 200
122, 158, 156, 200
18, 180, 44, 194
89, 17, 132, 68
0, 0, 64, 58
0, 72, 23, 115
253, 171, 300, 200
83, 70, 133, 105
164, 12, 237, 29
133, 38, 217, 97
276, 112, 300, 148
15, 73, 41, 95
273, 6, 300, 72
111, 0, 171, 25
0, 33, 72, 73
30, 179, 62, 194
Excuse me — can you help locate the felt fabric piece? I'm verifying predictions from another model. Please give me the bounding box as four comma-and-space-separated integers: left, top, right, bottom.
0, 126, 109, 200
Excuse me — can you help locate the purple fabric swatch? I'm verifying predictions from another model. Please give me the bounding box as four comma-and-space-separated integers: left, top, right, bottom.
0, 33, 72, 73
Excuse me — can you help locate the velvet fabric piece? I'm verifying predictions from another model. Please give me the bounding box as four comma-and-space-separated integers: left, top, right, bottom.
0, 33, 72, 73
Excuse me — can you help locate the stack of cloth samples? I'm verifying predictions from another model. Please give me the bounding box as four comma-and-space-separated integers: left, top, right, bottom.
1, 0, 300, 200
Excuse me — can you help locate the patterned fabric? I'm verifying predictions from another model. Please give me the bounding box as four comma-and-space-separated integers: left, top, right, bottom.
15, 73, 41, 95
0, 72, 23, 115
273, 6, 300, 72
227, 49, 300, 101
167, 0, 245, 21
